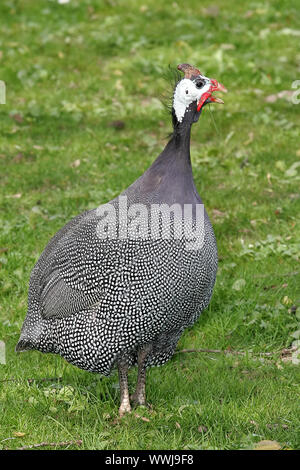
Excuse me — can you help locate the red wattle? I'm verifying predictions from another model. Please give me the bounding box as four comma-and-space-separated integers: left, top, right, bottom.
197, 91, 211, 112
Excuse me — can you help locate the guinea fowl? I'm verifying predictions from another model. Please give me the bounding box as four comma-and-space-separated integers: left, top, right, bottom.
16, 63, 226, 416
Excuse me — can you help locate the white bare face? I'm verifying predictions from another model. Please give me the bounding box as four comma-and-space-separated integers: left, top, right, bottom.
173, 77, 211, 123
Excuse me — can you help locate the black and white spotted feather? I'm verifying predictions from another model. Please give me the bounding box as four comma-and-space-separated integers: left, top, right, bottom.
16, 78, 218, 377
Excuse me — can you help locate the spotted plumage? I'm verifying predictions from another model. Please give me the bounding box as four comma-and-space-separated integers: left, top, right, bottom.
16, 64, 226, 415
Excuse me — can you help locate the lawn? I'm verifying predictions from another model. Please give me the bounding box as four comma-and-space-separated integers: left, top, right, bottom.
0, 0, 300, 451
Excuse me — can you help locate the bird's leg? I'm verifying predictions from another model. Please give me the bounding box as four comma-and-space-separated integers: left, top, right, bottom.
118, 359, 131, 417
131, 344, 152, 407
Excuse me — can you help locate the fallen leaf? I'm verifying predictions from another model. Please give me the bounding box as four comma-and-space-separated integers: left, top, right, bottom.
11, 113, 23, 123
198, 425, 208, 433
140, 416, 150, 422
5, 193, 22, 198
114, 79, 123, 91
220, 43, 236, 50
212, 209, 226, 218
282, 296, 293, 305
135, 414, 150, 422
254, 440, 281, 450
13, 432, 26, 437
71, 159, 80, 168
244, 132, 254, 146
267, 423, 279, 429
203, 6, 219, 17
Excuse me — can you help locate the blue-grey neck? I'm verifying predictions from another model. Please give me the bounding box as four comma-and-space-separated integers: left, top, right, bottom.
126, 101, 202, 205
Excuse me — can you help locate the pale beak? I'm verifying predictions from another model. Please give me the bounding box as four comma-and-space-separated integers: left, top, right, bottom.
209, 96, 224, 104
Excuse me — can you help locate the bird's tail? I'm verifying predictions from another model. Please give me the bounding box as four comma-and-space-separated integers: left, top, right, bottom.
15, 307, 43, 352
15, 338, 35, 352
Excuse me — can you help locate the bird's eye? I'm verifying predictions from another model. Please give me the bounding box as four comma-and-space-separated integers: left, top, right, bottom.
195, 79, 205, 89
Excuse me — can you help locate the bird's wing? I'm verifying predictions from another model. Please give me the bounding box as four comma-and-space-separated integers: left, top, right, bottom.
32, 209, 172, 320
33, 210, 120, 318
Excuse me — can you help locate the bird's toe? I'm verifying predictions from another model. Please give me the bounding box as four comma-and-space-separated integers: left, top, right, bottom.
119, 402, 132, 417
130, 393, 150, 408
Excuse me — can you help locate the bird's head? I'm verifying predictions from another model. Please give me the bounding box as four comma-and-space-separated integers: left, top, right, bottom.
172, 63, 227, 127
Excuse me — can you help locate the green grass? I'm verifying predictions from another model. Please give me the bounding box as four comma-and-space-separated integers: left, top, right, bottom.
0, 0, 300, 450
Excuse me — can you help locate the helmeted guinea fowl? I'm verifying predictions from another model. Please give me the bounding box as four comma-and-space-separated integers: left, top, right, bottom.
16, 63, 226, 416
